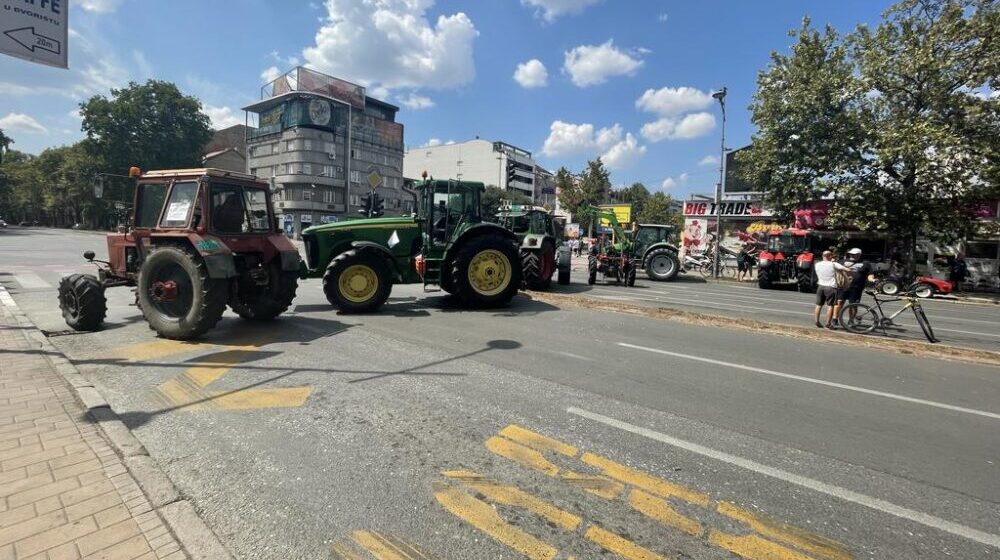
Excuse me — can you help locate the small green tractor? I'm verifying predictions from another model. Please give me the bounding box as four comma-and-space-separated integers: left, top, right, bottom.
582, 206, 638, 286
632, 224, 681, 281
301, 177, 521, 312
495, 204, 571, 289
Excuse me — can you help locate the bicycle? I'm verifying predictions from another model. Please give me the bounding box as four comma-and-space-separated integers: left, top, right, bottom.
838, 289, 939, 343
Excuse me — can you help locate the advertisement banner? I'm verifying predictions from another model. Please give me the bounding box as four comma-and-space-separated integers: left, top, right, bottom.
683, 200, 772, 218
599, 204, 632, 228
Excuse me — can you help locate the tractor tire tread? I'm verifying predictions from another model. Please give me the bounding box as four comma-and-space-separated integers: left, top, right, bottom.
138, 245, 227, 340
58, 274, 107, 331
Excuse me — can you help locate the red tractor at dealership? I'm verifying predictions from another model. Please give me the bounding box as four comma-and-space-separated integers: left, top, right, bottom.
756, 228, 825, 292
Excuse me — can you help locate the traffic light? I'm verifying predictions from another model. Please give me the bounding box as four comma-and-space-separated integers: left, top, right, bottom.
372, 192, 385, 217
359, 193, 371, 216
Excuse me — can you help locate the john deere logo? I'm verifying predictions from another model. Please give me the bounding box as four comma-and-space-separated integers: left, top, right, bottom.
366, 167, 382, 189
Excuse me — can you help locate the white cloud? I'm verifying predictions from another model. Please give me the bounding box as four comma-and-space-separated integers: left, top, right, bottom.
521, 0, 602, 21
540, 120, 644, 168
397, 93, 435, 110
68, 109, 82, 120
513, 59, 548, 88
79, 0, 123, 13
636, 86, 713, 116
0, 113, 48, 135
420, 138, 455, 148
660, 172, 688, 190
260, 66, 282, 83
641, 112, 716, 142
601, 133, 646, 169
133, 50, 153, 80
303, 0, 479, 92
203, 105, 242, 130
563, 40, 644, 87
658, 13, 669, 22
698, 155, 720, 166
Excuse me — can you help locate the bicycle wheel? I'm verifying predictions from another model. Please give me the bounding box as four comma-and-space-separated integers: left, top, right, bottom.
839, 303, 879, 334
698, 262, 713, 279
913, 304, 939, 343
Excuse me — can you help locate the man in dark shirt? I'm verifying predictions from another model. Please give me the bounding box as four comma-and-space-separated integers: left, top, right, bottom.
839, 248, 872, 321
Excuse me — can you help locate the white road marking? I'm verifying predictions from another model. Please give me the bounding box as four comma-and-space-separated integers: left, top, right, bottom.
567, 406, 1000, 550
553, 350, 594, 362
12, 272, 50, 289
619, 342, 1000, 420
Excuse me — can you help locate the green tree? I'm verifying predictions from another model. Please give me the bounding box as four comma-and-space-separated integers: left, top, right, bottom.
615, 182, 650, 219
480, 185, 532, 218
636, 192, 682, 227
742, 1, 1000, 272
80, 80, 212, 175
562, 158, 613, 235
554, 167, 582, 215
0, 128, 12, 165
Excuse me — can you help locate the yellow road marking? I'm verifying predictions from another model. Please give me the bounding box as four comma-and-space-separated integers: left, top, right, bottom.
486, 434, 623, 499
442, 471, 581, 531
709, 530, 818, 560
580, 452, 710, 507
350, 530, 417, 560
628, 489, 703, 537
331, 541, 364, 560
717, 502, 853, 560
434, 485, 559, 560
185, 350, 261, 387
584, 525, 670, 560
112, 339, 204, 361
500, 424, 578, 456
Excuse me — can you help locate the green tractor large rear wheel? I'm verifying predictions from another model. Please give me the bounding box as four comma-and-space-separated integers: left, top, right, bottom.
323, 250, 393, 313
451, 237, 521, 307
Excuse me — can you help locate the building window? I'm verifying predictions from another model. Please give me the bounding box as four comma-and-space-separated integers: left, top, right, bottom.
326, 142, 336, 158
350, 170, 360, 183
323, 165, 334, 177
303, 189, 313, 201
322, 191, 333, 203
304, 139, 312, 151
350, 195, 361, 206
303, 163, 312, 175
286, 140, 295, 152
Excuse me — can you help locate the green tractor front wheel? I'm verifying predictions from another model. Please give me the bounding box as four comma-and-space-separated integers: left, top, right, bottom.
323, 250, 393, 313
451, 237, 521, 307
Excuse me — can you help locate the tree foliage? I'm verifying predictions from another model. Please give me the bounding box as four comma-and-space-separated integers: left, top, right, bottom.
481, 185, 532, 218
80, 80, 212, 175
636, 192, 682, 228
741, 0, 1000, 268
557, 158, 613, 234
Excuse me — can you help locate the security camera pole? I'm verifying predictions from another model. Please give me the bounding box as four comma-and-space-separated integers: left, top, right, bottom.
711, 87, 727, 279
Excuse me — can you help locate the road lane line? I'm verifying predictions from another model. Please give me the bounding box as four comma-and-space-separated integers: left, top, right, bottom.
619, 342, 1000, 420
628, 489, 704, 537
568, 406, 1000, 550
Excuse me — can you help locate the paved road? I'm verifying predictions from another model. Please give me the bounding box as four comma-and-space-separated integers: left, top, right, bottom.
562, 254, 1000, 352
2, 228, 999, 560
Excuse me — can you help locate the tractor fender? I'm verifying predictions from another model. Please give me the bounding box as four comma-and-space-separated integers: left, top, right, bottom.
150, 235, 237, 279
279, 250, 301, 272
350, 241, 403, 279
443, 223, 518, 273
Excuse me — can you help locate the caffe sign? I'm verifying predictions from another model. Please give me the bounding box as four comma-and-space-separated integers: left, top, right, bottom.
683, 200, 773, 218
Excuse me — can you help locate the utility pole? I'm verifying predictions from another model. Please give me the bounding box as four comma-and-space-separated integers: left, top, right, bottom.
711, 87, 727, 279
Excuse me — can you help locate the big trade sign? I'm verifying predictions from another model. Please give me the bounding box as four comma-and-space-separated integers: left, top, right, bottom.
682, 200, 773, 218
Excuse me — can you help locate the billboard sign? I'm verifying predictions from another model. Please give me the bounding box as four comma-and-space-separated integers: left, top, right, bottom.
598, 204, 632, 228
683, 200, 773, 218
1, 0, 67, 68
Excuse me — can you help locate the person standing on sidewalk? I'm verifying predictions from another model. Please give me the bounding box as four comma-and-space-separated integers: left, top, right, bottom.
814, 251, 851, 329
835, 248, 872, 326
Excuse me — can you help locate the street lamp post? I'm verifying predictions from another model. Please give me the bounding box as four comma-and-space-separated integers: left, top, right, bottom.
711, 87, 727, 278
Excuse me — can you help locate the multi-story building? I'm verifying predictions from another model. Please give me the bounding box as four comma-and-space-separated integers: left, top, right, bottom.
243, 67, 406, 238
404, 139, 542, 203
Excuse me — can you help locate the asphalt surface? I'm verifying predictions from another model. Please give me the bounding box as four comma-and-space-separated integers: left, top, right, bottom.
2, 227, 999, 560
562, 254, 1000, 352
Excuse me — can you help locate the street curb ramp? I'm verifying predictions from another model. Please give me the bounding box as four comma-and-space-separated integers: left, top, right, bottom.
523, 290, 1000, 368
0, 286, 235, 560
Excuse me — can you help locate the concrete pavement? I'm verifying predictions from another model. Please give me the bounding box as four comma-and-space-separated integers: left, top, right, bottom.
2, 229, 999, 559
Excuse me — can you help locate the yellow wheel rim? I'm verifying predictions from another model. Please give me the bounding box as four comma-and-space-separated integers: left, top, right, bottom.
339, 264, 378, 303
467, 249, 511, 296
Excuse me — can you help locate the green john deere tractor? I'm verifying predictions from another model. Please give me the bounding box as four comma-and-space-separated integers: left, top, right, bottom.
300, 178, 521, 312
581, 206, 638, 287
632, 224, 681, 282
495, 204, 571, 289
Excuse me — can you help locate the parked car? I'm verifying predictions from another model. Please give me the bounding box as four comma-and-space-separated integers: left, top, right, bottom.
0, 219, 7, 228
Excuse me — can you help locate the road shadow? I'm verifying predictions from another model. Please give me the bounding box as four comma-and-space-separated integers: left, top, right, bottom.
105, 338, 521, 429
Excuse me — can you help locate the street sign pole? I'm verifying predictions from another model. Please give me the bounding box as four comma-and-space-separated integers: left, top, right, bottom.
1, 1, 68, 69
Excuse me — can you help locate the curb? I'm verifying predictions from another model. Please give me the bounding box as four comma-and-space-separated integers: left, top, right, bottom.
0, 286, 234, 560
523, 290, 1000, 368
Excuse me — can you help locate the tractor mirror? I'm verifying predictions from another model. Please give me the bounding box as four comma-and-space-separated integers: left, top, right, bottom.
83, 251, 95, 261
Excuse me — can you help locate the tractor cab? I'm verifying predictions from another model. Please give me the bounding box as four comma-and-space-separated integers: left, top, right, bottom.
495, 204, 571, 289
417, 179, 483, 247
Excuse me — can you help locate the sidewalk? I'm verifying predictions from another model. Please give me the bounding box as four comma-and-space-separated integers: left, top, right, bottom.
0, 294, 187, 559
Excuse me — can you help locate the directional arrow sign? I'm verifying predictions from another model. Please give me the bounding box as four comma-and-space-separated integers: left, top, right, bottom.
1, 3, 68, 68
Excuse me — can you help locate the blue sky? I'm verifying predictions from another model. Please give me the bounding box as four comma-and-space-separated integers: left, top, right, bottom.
0, 0, 892, 198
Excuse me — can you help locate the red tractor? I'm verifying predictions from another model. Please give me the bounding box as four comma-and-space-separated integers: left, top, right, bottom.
756, 228, 825, 292
58, 168, 301, 340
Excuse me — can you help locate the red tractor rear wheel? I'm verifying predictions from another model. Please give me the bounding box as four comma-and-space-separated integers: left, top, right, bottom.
137, 245, 227, 340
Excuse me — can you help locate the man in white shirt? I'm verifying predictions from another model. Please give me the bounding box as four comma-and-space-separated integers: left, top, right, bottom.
813, 251, 851, 328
